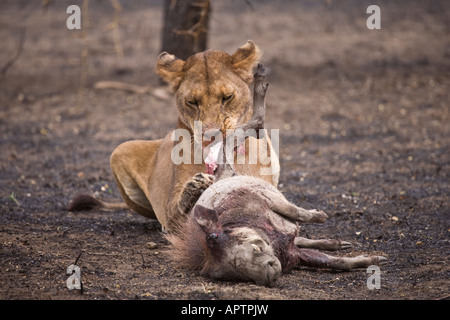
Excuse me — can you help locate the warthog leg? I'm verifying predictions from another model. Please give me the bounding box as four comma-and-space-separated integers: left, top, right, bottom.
296, 248, 387, 271
294, 237, 352, 251
215, 63, 269, 180
258, 189, 328, 223
235, 62, 268, 136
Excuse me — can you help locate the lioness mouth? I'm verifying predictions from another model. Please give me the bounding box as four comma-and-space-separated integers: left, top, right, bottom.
204, 139, 246, 175
205, 140, 222, 175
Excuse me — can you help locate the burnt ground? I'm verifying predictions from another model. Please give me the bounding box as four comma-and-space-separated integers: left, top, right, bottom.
0, 0, 449, 300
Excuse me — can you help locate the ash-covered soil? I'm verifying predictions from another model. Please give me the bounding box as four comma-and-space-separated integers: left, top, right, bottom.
0, 0, 449, 300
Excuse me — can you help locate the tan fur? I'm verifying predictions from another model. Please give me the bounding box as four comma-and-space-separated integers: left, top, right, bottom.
110, 41, 280, 230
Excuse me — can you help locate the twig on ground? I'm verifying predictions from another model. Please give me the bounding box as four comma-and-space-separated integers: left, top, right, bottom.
93, 81, 172, 100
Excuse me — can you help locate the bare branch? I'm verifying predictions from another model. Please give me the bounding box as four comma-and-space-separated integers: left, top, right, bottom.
1, 28, 26, 75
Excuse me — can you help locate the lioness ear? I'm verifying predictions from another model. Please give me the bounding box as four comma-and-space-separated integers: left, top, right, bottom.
194, 205, 220, 234
156, 52, 185, 90
230, 40, 262, 83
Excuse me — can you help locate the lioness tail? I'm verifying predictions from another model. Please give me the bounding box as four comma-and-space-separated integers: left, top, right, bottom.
67, 194, 128, 212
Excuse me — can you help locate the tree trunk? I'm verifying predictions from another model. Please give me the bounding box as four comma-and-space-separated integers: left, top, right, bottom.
160, 0, 210, 60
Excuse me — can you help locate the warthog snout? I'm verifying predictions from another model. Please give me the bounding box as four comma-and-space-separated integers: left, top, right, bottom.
258, 257, 282, 287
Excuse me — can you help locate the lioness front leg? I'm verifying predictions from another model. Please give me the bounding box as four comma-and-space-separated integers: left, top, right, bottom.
178, 173, 215, 214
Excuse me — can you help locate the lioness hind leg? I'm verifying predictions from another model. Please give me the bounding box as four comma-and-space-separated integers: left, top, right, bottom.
294, 237, 352, 251
110, 139, 161, 219
297, 248, 387, 271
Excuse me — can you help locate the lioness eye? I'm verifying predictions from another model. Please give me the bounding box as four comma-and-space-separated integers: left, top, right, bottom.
186, 99, 198, 107
222, 94, 233, 103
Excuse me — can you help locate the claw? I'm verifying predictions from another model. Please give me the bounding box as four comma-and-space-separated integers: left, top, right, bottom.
309, 209, 328, 223
374, 256, 388, 264
339, 241, 353, 250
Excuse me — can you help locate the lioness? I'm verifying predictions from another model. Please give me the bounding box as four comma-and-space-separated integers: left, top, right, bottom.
99, 41, 279, 230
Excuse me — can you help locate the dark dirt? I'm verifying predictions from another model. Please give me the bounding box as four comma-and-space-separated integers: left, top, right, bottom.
0, 0, 449, 300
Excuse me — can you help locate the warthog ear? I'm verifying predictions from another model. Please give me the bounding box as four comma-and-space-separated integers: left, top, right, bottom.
230, 40, 262, 83
194, 204, 220, 234
156, 52, 185, 90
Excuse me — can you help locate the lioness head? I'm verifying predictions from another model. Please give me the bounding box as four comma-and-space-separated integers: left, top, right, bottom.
156, 41, 261, 134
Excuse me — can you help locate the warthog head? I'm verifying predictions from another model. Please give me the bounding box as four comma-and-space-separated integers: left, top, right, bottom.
193, 204, 282, 286
168, 191, 285, 287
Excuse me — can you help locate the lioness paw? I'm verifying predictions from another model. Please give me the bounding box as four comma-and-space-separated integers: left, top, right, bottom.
178, 173, 215, 214
191, 173, 215, 188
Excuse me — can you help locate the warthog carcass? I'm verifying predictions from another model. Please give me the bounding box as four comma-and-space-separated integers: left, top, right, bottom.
168, 64, 386, 286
